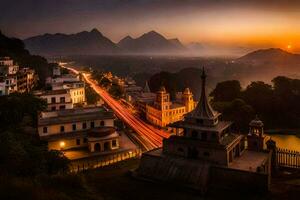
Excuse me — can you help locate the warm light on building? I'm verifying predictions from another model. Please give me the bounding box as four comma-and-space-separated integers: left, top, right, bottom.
60, 141, 65, 149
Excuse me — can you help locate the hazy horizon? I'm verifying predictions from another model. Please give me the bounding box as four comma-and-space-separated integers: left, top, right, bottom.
1, 0, 299, 54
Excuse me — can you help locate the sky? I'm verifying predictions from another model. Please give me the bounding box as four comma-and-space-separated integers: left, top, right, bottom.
1, 0, 300, 52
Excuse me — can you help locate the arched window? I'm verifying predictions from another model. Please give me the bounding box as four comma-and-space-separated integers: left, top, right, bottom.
100, 121, 105, 126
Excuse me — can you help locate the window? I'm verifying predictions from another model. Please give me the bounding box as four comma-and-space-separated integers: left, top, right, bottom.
90, 121, 95, 128
51, 97, 56, 103
60, 97, 65, 103
76, 139, 80, 145
59, 105, 66, 110
72, 124, 76, 131
112, 140, 117, 147
60, 126, 65, 132
82, 122, 87, 129
100, 121, 105, 126
43, 127, 48, 133
51, 106, 56, 111
83, 137, 87, 143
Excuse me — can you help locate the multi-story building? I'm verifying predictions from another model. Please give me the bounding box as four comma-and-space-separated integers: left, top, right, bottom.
145, 86, 196, 127
0, 57, 36, 95
17, 68, 36, 93
38, 106, 119, 152
37, 89, 73, 111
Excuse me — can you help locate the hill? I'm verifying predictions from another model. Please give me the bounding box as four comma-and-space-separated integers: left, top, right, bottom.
118, 31, 185, 54
237, 48, 300, 65
24, 28, 119, 56
0, 31, 53, 85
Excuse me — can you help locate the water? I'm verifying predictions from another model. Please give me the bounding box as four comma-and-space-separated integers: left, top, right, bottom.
265, 134, 300, 151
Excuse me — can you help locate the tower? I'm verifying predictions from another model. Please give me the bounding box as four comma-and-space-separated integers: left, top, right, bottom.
154, 86, 171, 110
247, 116, 266, 151
182, 87, 194, 113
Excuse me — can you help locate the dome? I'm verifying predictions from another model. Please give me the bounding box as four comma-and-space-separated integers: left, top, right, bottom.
249, 116, 264, 127
88, 127, 116, 138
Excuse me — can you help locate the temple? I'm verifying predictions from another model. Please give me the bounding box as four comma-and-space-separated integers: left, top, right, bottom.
135, 68, 272, 193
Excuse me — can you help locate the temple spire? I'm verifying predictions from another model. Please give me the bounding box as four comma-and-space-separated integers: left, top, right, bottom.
143, 81, 151, 93
189, 67, 220, 123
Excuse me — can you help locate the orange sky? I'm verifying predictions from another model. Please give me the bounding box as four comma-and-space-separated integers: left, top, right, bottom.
2, 0, 300, 52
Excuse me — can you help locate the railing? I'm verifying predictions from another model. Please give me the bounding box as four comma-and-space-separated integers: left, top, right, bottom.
69, 148, 142, 173
276, 148, 300, 169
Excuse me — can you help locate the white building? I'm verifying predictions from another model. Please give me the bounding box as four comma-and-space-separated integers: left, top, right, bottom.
38, 107, 119, 152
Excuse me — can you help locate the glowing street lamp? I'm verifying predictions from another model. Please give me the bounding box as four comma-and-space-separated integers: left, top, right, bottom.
60, 141, 65, 149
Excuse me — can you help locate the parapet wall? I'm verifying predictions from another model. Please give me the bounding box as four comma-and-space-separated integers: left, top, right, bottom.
210, 166, 269, 192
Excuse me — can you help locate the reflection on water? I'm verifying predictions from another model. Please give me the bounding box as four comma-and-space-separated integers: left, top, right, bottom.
266, 134, 300, 151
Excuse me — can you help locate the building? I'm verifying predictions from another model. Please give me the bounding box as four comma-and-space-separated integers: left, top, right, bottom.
135, 81, 156, 117
17, 68, 36, 93
37, 89, 74, 111
135, 69, 272, 193
145, 86, 196, 127
38, 106, 119, 152
0, 57, 36, 95
44, 72, 86, 106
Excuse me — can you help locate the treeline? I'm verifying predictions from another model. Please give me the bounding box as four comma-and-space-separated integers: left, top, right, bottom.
210, 76, 300, 131
0, 31, 53, 87
0, 94, 83, 199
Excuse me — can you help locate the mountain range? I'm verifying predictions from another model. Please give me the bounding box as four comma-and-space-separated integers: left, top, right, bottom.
23, 28, 300, 63
237, 48, 300, 66
24, 29, 185, 56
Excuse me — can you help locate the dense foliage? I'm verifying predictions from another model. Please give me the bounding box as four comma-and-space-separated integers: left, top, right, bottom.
0, 31, 53, 86
210, 76, 300, 131
0, 93, 76, 199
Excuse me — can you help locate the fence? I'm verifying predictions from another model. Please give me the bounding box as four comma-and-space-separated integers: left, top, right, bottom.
276, 148, 300, 169
69, 148, 142, 173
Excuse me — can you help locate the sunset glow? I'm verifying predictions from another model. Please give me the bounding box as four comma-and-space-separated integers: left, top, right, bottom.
2, 1, 300, 53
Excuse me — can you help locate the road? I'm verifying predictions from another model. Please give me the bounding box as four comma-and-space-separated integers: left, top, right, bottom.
65, 66, 169, 150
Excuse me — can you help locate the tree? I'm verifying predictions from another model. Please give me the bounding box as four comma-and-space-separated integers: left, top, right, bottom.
242, 81, 273, 114
210, 80, 241, 102
0, 93, 47, 129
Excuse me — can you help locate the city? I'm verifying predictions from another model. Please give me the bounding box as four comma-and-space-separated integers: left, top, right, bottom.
0, 1, 300, 200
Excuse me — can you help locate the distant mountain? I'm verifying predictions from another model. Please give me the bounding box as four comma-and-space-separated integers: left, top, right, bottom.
117, 31, 185, 54
237, 48, 300, 65
24, 28, 119, 56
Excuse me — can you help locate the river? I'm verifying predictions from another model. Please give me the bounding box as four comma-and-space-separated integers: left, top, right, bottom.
265, 134, 300, 151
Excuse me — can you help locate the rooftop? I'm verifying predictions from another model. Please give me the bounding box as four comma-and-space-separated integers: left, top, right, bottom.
40, 89, 69, 96
229, 150, 270, 172
39, 107, 114, 126
165, 133, 241, 148
170, 120, 232, 133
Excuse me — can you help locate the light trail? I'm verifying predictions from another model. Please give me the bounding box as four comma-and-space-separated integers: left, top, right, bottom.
65, 66, 170, 150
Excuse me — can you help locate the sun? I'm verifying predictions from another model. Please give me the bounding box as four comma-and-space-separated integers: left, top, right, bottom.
287, 44, 292, 50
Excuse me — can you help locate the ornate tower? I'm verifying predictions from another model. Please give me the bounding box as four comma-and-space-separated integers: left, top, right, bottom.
247, 116, 266, 151
154, 86, 171, 110
182, 87, 194, 113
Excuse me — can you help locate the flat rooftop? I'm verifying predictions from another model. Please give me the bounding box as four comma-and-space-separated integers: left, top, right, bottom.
39, 107, 114, 126
229, 150, 270, 172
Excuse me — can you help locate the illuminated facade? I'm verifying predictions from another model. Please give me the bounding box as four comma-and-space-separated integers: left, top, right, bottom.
0, 57, 36, 95
38, 107, 119, 152
136, 69, 272, 193
145, 86, 196, 127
